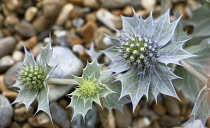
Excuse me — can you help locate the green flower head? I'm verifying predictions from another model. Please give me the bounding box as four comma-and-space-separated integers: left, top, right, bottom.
12, 39, 56, 121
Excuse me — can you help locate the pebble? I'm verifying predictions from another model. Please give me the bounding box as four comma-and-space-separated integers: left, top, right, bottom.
43, 0, 62, 20
0, 36, 16, 58
114, 106, 132, 128
159, 115, 181, 127
13, 106, 34, 122
24, 7, 38, 22
0, 94, 13, 128
50, 102, 70, 128
95, 27, 115, 49
164, 96, 181, 116
122, 6, 133, 16
56, 3, 74, 26
5, 0, 22, 11
24, 36, 38, 49
72, 18, 85, 28
54, 30, 71, 47
83, 0, 100, 9
139, 105, 154, 117
10, 122, 21, 128
14, 21, 36, 38
100, 0, 128, 9
79, 21, 97, 41
47, 46, 84, 101
0, 14, 4, 28
28, 112, 58, 128
140, 0, 156, 10
12, 50, 24, 62
97, 106, 116, 128
131, 117, 151, 128
72, 44, 85, 54
96, 8, 121, 30
32, 16, 51, 33
153, 103, 166, 116
71, 105, 97, 128
22, 123, 32, 128
0, 56, 15, 73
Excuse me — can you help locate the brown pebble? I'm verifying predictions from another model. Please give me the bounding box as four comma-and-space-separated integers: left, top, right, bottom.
69, 35, 83, 45
43, 0, 61, 19
0, 75, 18, 100
112, 10, 122, 16
114, 106, 132, 128
83, 0, 100, 9
56, 3, 74, 26
70, 0, 83, 5
32, 16, 51, 33
15, 21, 36, 38
164, 96, 181, 116
5, 0, 23, 11
85, 12, 97, 22
10, 122, 21, 128
0, 36, 16, 58
153, 103, 166, 116
24, 7, 38, 22
122, 6, 133, 16
25, 36, 38, 49
79, 21, 97, 42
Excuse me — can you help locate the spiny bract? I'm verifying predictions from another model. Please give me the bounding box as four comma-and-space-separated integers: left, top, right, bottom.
12, 39, 56, 121
67, 60, 114, 120
104, 9, 193, 110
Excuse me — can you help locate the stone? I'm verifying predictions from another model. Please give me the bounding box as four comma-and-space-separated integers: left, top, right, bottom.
14, 21, 36, 38
0, 36, 16, 58
5, 0, 23, 11
97, 106, 116, 128
12, 50, 24, 62
13, 106, 34, 122
10, 122, 21, 128
159, 115, 181, 127
153, 103, 166, 116
85, 13, 96, 22
140, 0, 156, 10
131, 117, 151, 128
72, 44, 85, 54
72, 18, 84, 28
0, 56, 15, 73
139, 105, 154, 117
54, 30, 71, 47
164, 96, 181, 116
28, 112, 58, 128
96, 8, 121, 30
24, 36, 38, 49
43, 0, 61, 20
32, 16, 51, 33
0, 94, 13, 128
100, 0, 128, 9
122, 6, 133, 16
83, 0, 100, 9
45, 46, 83, 101
71, 105, 97, 128
95, 27, 115, 50
24, 6, 38, 22
79, 21, 97, 42
114, 106, 132, 128
50, 102, 70, 128
22, 123, 32, 128
56, 3, 74, 26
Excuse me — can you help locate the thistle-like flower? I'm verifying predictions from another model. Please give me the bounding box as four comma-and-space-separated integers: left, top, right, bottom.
67, 60, 114, 120
104, 9, 193, 110
12, 39, 56, 120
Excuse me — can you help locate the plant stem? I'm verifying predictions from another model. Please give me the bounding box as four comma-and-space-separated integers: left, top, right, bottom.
180, 60, 207, 85
47, 78, 76, 85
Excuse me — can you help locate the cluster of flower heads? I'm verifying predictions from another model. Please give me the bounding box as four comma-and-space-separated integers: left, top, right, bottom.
18, 65, 46, 90
118, 36, 159, 68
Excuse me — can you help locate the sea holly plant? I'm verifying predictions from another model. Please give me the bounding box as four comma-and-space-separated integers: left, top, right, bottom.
103, 9, 193, 110
12, 39, 56, 120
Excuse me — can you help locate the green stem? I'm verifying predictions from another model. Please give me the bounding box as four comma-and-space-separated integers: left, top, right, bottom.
47, 78, 76, 85
180, 60, 207, 85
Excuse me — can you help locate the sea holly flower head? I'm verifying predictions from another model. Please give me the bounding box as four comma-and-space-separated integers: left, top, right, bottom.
104, 9, 193, 110
68, 60, 114, 120
12, 39, 56, 120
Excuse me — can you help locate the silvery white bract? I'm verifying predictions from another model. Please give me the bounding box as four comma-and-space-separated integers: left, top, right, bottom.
12, 39, 56, 121
104, 9, 193, 110
67, 60, 114, 120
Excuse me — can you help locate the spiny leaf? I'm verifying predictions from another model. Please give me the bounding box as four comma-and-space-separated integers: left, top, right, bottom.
100, 72, 130, 111
157, 40, 193, 65
86, 43, 103, 61
149, 63, 179, 101
190, 87, 210, 125
23, 47, 36, 66
12, 86, 38, 110
119, 68, 150, 110
39, 39, 53, 66
69, 60, 114, 120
